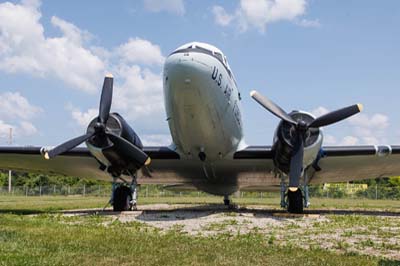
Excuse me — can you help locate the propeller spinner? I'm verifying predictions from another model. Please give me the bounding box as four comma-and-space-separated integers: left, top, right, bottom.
250, 90, 362, 191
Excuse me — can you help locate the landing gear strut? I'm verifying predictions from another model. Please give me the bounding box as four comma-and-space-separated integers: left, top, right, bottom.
110, 172, 138, 211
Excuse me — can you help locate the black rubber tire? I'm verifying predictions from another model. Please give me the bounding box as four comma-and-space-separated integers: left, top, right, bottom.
287, 189, 303, 214
113, 186, 131, 211
224, 199, 230, 206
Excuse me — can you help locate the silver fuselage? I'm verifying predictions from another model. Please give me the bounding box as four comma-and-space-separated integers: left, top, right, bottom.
164, 49, 245, 160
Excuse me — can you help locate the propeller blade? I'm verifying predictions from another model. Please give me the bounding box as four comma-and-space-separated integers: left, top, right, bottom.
45, 132, 94, 159
250, 90, 297, 125
288, 134, 304, 190
309, 104, 363, 128
107, 133, 151, 166
98, 74, 114, 124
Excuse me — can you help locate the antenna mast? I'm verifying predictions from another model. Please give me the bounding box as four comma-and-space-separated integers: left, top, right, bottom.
8, 127, 12, 194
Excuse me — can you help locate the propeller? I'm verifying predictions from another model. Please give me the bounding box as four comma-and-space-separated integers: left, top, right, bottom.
250, 90, 363, 191
44, 74, 150, 167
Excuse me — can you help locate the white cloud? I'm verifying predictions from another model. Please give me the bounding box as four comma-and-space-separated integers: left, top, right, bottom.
212, 5, 234, 26
340, 136, 359, 146
51, 16, 92, 45
323, 134, 337, 145
212, 0, 319, 33
0, 120, 14, 143
113, 65, 164, 121
0, 91, 42, 120
0, 91, 41, 142
141, 134, 171, 146
348, 113, 389, 129
0, 1, 167, 139
69, 106, 98, 128
348, 113, 389, 145
143, 0, 185, 15
19, 121, 37, 135
296, 18, 321, 28
0, 1, 104, 93
311, 106, 329, 118
116, 37, 164, 66
312, 106, 390, 145
0, 120, 38, 143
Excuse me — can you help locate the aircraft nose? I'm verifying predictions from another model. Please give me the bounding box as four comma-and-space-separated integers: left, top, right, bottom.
164, 53, 209, 88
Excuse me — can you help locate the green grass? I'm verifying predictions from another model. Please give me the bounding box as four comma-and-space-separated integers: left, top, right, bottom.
1, 195, 399, 214
0, 214, 388, 266
0, 195, 399, 265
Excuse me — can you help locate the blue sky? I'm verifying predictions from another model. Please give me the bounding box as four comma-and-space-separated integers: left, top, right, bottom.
0, 0, 399, 147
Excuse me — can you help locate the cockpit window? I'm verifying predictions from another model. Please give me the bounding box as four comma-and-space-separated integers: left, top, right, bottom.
214, 52, 224, 63
195, 46, 212, 54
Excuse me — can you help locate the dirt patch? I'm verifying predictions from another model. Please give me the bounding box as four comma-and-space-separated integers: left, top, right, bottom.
60, 204, 400, 260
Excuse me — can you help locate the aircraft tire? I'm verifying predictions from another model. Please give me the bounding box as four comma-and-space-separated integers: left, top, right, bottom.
113, 186, 132, 211
287, 189, 303, 214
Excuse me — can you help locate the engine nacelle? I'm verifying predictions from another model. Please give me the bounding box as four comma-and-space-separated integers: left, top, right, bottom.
272, 111, 323, 174
86, 113, 144, 174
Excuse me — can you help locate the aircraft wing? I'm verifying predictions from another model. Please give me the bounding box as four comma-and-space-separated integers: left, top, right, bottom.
1, 145, 400, 187
234, 145, 400, 184
0, 146, 181, 183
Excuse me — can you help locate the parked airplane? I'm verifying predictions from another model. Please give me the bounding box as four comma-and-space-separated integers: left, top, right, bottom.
1, 42, 399, 213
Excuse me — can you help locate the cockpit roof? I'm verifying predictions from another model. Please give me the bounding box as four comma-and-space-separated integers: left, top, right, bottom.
174, 42, 225, 57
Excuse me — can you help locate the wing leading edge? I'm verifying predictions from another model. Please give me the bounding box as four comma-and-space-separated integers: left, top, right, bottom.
0, 146, 180, 182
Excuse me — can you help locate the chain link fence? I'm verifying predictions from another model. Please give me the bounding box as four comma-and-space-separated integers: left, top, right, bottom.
1, 184, 399, 200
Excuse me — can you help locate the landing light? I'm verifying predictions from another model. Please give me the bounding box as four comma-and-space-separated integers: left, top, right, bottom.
145, 157, 151, 166
288, 187, 299, 192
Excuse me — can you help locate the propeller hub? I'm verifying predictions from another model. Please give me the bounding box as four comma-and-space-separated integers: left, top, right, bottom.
297, 120, 308, 131
94, 122, 106, 133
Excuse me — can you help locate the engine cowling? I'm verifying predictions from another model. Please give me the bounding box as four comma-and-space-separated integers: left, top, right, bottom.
86, 113, 144, 175
272, 111, 323, 174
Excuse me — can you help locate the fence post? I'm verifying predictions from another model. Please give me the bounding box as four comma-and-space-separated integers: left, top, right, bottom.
375, 184, 378, 200
83, 184, 86, 197
39, 186, 42, 197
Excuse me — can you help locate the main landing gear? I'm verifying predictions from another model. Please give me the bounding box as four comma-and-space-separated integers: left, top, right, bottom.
223, 195, 231, 206
280, 173, 310, 214
110, 171, 138, 211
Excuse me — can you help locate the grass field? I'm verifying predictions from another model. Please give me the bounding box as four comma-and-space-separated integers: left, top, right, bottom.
1, 195, 399, 213
0, 195, 399, 265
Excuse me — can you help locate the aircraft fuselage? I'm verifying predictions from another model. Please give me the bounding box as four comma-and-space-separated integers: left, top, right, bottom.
164, 42, 245, 161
